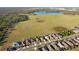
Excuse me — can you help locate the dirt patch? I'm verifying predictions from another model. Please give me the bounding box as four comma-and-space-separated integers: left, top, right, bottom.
53, 26, 68, 32
0, 43, 12, 51
36, 18, 45, 23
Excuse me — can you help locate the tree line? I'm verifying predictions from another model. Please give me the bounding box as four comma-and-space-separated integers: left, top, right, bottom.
0, 14, 29, 45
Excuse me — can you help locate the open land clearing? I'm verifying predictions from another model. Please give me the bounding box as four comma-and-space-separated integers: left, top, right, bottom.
6, 14, 79, 47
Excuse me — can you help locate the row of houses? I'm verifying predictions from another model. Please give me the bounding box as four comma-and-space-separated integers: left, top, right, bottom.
7, 33, 62, 51
38, 36, 79, 51
24, 33, 62, 46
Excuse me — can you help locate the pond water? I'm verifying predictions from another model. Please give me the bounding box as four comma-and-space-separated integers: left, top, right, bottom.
32, 11, 64, 15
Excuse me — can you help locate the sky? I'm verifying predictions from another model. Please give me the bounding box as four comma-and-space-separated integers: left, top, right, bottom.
0, 0, 79, 7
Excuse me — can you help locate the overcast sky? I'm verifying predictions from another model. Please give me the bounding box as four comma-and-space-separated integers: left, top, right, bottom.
0, 0, 79, 7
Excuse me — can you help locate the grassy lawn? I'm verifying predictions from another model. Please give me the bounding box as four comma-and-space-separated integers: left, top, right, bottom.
6, 14, 79, 44
71, 47, 79, 51
0, 46, 1, 50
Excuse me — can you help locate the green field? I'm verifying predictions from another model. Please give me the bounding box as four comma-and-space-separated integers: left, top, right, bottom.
6, 14, 79, 44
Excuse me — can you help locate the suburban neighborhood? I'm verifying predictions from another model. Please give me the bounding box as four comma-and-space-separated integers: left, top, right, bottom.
7, 27, 79, 51
0, 7, 79, 51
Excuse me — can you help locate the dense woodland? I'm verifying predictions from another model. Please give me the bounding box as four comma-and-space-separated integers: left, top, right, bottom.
0, 14, 29, 45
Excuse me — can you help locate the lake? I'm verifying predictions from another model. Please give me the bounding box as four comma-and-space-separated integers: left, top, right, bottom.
32, 11, 64, 15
